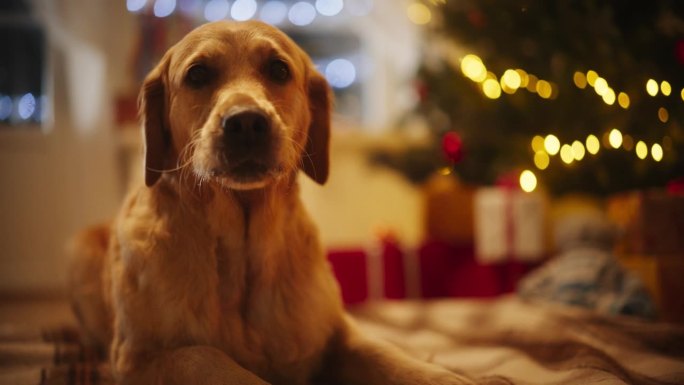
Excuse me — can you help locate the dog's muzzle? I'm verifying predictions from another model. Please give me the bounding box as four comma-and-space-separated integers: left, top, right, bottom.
218, 108, 277, 181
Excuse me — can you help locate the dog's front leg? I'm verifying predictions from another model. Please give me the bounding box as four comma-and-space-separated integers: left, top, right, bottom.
319, 316, 476, 385
116, 345, 270, 385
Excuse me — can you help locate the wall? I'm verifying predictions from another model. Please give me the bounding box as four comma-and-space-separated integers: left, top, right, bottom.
0, 1, 134, 293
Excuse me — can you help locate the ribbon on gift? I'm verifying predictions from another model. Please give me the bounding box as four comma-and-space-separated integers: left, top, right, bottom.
474, 187, 546, 264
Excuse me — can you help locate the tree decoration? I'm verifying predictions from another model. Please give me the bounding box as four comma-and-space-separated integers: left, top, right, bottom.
378, 0, 684, 196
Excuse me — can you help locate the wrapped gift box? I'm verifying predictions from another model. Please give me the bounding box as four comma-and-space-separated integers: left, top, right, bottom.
473, 187, 547, 264
328, 239, 540, 305
327, 240, 408, 305
607, 190, 684, 255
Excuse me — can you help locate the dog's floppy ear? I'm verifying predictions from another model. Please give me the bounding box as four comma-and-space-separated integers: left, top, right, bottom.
302, 72, 332, 185
139, 58, 171, 187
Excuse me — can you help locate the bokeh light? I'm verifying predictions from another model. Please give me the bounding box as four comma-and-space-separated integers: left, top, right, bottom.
231, 0, 257, 20
316, 0, 344, 16
608, 128, 623, 149
572, 140, 585, 161
531, 135, 545, 152
533, 151, 550, 170
289, 2, 317, 26
407, 2, 431, 25
260, 1, 288, 24
460, 55, 486, 82
127, 0, 147, 12
0, 95, 12, 120
635, 141, 648, 159
658, 107, 669, 123
519, 170, 537, 192
617, 92, 630, 109
573, 71, 587, 89
482, 78, 501, 99
153, 0, 176, 17
18, 93, 36, 120
559, 144, 574, 164
586, 134, 600, 155
325, 59, 356, 88
204, 0, 230, 21
544, 134, 560, 155
661, 81, 671, 96
651, 143, 663, 162
646, 79, 658, 96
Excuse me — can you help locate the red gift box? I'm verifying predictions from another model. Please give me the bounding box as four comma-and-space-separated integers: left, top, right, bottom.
327, 240, 408, 305
418, 241, 539, 298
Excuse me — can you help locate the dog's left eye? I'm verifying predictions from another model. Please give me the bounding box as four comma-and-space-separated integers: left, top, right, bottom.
268, 59, 290, 83
185, 64, 213, 88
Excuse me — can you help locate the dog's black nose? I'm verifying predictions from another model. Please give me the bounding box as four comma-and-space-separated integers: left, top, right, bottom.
222, 111, 271, 146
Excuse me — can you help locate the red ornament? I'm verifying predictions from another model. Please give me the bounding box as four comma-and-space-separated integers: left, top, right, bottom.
442, 131, 464, 164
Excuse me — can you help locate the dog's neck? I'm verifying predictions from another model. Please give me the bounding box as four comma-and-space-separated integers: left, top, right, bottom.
160, 172, 300, 240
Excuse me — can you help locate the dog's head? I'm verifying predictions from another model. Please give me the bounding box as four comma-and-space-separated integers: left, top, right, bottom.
139, 21, 331, 190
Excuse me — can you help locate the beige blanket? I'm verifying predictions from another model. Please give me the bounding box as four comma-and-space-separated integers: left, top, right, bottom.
352, 296, 684, 385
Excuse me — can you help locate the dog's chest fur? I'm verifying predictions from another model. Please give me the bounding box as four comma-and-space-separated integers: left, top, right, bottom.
112, 179, 342, 383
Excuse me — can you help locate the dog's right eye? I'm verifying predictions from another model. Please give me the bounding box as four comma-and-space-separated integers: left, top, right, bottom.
185, 64, 213, 88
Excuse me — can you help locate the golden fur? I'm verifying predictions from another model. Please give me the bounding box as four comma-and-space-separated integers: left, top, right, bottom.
69, 21, 474, 385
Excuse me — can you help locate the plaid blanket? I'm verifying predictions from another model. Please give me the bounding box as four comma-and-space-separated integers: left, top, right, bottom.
1, 296, 683, 384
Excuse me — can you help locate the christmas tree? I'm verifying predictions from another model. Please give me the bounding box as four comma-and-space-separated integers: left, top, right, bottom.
375, 0, 684, 196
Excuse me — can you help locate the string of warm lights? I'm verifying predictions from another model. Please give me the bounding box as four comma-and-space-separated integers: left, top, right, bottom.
451, 55, 680, 193
457, 54, 557, 100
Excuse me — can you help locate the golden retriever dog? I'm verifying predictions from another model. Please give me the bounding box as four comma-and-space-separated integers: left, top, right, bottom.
69, 21, 474, 385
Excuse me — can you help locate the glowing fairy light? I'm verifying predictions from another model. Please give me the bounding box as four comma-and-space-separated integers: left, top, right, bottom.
559, 144, 574, 164
533, 151, 550, 170
519, 170, 537, 192
460, 55, 487, 82
573, 71, 587, 89
661, 81, 672, 96
531, 135, 545, 152
635, 141, 648, 159
586, 70, 598, 87
618, 92, 630, 109
658, 107, 669, 123
572, 140, 585, 161
482, 78, 502, 99
651, 143, 663, 162
608, 128, 623, 149
501, 69, 522, 90
646, 79, 659, 96
544, 134, 561, 155
586, 134, 600, 155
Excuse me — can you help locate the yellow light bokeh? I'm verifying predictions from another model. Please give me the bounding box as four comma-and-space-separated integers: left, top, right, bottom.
519, 170, 538, 193
501, 69, 522, 90
531, 135, 545, 152
661, 81, 672, 96
646, 79, 659, 96
407, 2, 432, 25
516, 69, 529, 87
586, 134, 600, 155
608, 128, 623, 149
560, 144, 574, 164
594, 77, 608, 96
544, 134, 561, 155
635, 141, 648, 159
618, 92, 630, 109
573, 71, 587, 89
537, 80, 552, 99
534, 151, 550, 170
572, 140, 586, 161
586, 70, 598, 86
681, 88, 684, 101
658, 107, 669, 123
602, 88, 616, 105
651, 143, 663, 162
482, 78, 502, 99
460, 54, 487, 82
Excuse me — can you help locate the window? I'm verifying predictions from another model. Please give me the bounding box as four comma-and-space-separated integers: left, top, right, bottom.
0, 1, 47, 129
